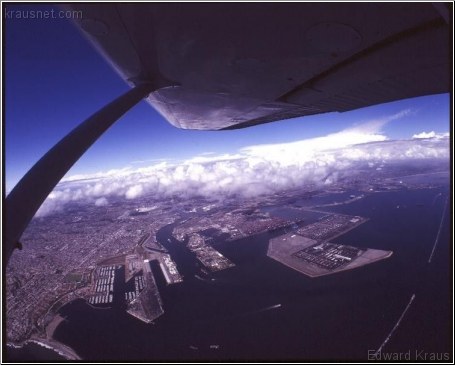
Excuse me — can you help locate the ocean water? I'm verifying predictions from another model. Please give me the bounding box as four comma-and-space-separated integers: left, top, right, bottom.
9, 187, 451, 361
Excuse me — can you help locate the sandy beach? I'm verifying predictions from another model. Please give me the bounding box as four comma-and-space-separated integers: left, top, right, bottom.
8, 314, 82, 360
31, 337, 82, 360
45, 314, 66, 339
8, 337, 82, 361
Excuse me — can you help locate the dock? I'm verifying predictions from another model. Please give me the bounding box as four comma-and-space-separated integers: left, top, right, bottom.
125, 259, 164, 323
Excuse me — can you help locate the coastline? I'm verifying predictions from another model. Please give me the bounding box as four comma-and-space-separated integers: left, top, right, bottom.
7, 338, 81, 361
7, 327, 82, 361
6, 294, 88, 361
45, 314, 66, 339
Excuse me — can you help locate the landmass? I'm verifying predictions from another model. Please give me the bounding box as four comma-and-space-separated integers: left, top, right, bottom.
268, 231, 393, 278
5, 165, 447, 357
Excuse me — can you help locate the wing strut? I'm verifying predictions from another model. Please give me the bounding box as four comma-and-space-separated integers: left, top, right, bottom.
4, 82, 155, 265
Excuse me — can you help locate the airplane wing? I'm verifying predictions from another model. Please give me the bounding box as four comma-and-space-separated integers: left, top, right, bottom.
4, 3, 451, 264
66, 3, 451, 130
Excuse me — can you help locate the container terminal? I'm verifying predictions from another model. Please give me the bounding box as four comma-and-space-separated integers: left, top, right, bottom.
267, 213, 392, 277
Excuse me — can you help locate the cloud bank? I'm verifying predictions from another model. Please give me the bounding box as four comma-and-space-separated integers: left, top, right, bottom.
412, 131, 449, 139
35, 110, 449, 216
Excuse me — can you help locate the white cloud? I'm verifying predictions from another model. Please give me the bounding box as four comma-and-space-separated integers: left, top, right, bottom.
61, 166, 134, 183
184, 153, 244, 164
33, 110, 449, 217
241, 109, 413, 165
412, 131, 450, 139
125, 185, 144, 199
95, 197, 109, 206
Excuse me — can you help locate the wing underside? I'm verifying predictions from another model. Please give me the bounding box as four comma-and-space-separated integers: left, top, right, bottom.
67, 3, 451, 130
66, 3, 451, 130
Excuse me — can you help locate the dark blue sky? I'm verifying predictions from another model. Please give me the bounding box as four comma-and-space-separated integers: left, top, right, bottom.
4, 4, 450, 190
